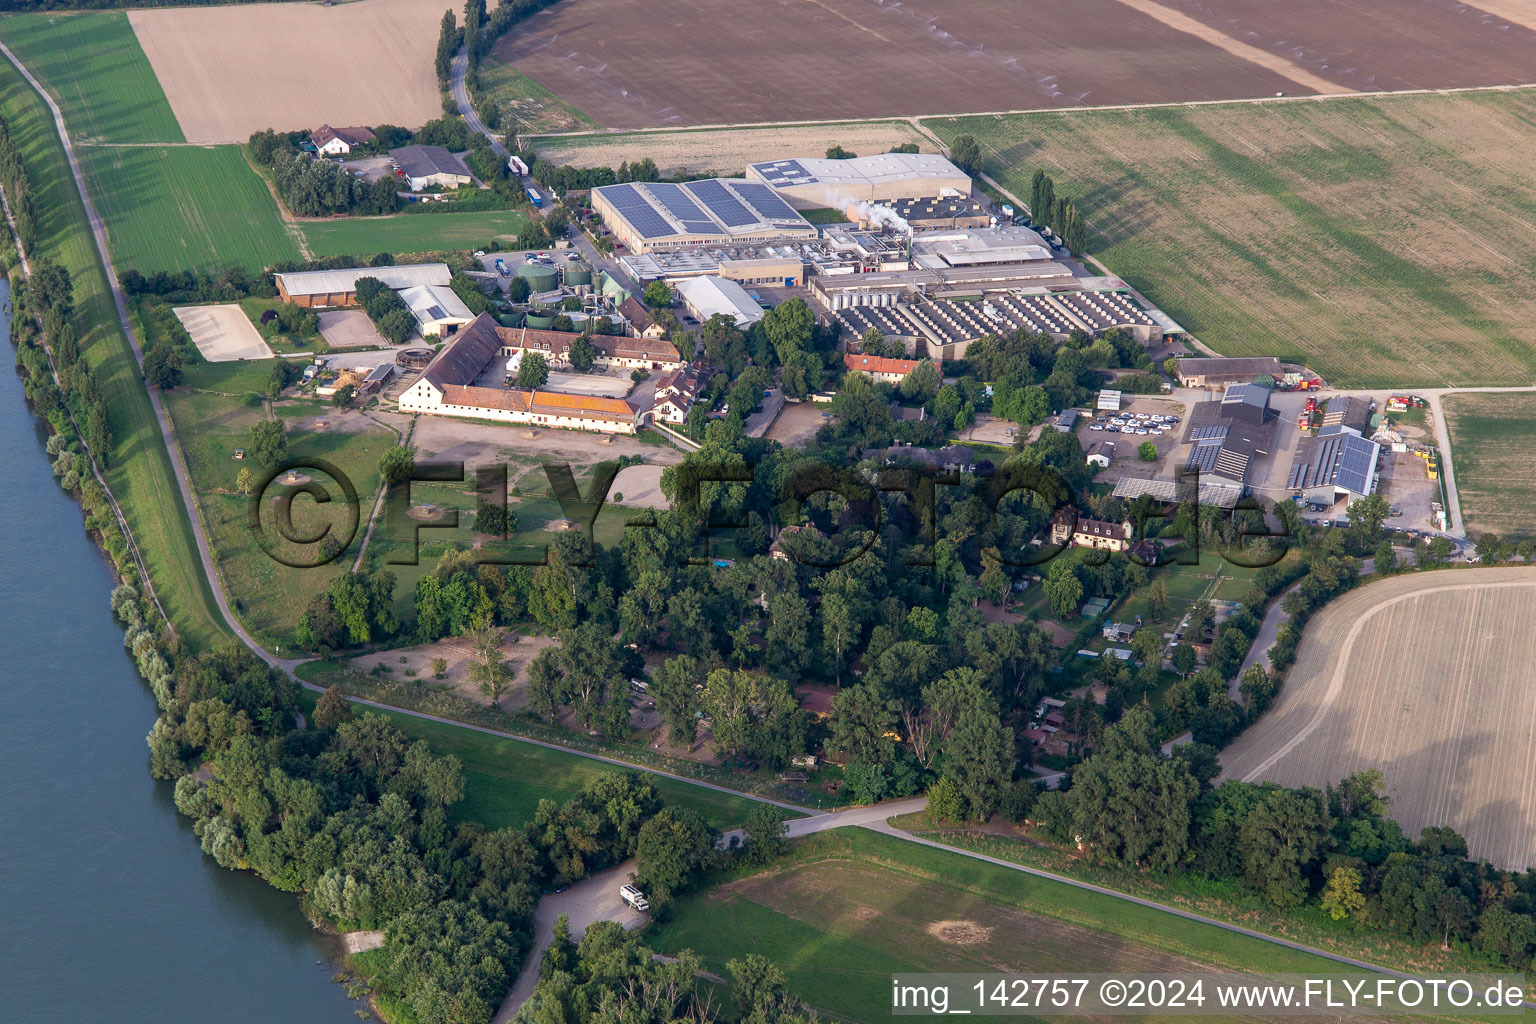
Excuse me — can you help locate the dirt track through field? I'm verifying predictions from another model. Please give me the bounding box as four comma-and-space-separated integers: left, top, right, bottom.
1220, 568, 1536, 870
129, 0, 444, 144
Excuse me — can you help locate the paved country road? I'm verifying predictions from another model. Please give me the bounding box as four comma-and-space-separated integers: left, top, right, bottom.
5, 38, 1520, 1011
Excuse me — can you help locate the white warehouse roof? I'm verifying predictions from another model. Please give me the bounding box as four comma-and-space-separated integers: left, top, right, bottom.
274, 262, 451, 297
676, 275, 765, 328
399, 284, 473, 327
749, 153, 969, 189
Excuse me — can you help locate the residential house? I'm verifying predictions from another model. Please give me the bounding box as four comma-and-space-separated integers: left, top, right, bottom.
1049, 508, 1135, 552
842, 352, 940, 385
311, 125, 375, 156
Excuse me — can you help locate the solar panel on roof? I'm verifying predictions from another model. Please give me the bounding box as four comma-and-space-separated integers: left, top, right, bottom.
731, 182, 799, 220
1189, 424, 1229, 441
685, 180, 758, 227
601, 184, 678, 239
1186, 442, 1221, 473
646, 182, 708, 220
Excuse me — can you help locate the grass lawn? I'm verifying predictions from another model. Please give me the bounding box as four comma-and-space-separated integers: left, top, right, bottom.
300, 210, 529, 261
650, 830, 1417, 1024
0, 49, 227, 648
296, 686, 771, 831
924, 91, 1536, 388
238, 296, 329, 355
77, 144, 301, 274
162, 360, 393, 649
0, 12, 182, 143
894, 823, 1519, 986
1442, 393, 1536, 542
476, 61, 595, 134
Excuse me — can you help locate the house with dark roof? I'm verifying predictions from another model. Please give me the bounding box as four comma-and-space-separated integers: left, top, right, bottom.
312, 125, 375, 156
650, 364, 708, 424
862, 444, 978, 475
617, 296, 667, 340
390, 145, 473, 191
1049, 508, 1135, 552
1175, 356, 1283, 388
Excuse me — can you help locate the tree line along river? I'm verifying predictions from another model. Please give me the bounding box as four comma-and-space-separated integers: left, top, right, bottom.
0, 285, 358, 1022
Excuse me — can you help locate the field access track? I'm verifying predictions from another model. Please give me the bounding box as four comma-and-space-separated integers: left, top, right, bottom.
1220, 567, 1536, 872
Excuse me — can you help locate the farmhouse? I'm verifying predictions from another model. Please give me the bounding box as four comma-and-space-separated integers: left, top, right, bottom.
842, 352, 938, 385
501, 325, 683, 373
274, 263, 451, 308
617, 296, 667, 340
1320, 395, 1372, 433
1050, 509, 1136, 552
390, 145, 473, 191
1288, 425, 1382, 503
746, 153, 971, 207
592, 178, 818, 254
674, 276, 764, 328
398, 315, 640, 433
311, 125, 375, 156
650, 364, 708, 424
399, 284, 473, 337
1085, 440, 1115, 467
1176, 356, 1283, 388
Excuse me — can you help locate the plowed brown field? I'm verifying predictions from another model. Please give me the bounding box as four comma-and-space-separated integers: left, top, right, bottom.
489, 0, 1536, 130
489, 0, 1315, 129
1220, 568, 1536, 871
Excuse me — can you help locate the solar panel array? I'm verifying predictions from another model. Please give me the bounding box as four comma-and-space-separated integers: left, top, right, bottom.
732, 182, 800, 220
750, 159, 817, 186
1186, 442, 1222, 473
602, 183, 678, 240
1336, 435, 1379, 495
645, 183, 722, 235
1188, 424, 1230, 442
684, 179, 756, 227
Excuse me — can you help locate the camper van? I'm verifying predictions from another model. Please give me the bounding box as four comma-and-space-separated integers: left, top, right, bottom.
619, 884, 650, 912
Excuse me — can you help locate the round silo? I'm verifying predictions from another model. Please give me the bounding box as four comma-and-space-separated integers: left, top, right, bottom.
517, 263, 559, 293
562, 263, 592, 288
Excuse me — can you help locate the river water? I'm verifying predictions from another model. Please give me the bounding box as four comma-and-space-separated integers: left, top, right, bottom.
0, 286, 357, 1022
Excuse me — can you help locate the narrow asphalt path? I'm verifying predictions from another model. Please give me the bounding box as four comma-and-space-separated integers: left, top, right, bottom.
451, 48, 508, 159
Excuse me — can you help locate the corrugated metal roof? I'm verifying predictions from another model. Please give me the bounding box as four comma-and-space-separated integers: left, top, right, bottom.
275, 262, 450, 297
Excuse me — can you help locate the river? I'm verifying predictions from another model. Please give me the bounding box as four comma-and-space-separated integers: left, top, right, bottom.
0, 286, 358, 1023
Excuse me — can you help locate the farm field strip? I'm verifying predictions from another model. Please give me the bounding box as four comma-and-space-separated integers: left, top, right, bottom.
77, 143, 301, 274
0, 12, 183, 144
490, 0, 1312, 131
925, 90, 1536, 388
1220, 568, 1536, 871
299, 210, 530, 260
1441, 394, 1536, 540
0, 46, 227, 647
127, 0, 443, 144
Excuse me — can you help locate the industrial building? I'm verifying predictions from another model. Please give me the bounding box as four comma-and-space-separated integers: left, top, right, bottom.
620, 246, 807, 287
389, 146, 473, 191
1175, 356, 1283, 388
878, 196, 990, 231
397, 315, 641, 433
274, 262, 451, 308
675, 276, 764, 328
1180, 384, 1278, 493
1319, 395, 1372, 434
1289, 425, 1382, 503
833, 290, 1162, 359
745, 153, 971, 207
591, 179, 818, 253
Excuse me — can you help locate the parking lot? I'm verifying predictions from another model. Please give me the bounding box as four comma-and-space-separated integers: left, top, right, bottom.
475, 249, 583, 292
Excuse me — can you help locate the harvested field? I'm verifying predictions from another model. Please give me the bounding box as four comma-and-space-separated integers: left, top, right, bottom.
1442, 393, 1536, 541
1220, 568, 1536, 871
491, 0, 1314, 130
928, 89, 1536, 388
1141, 0, 1536, 94
173, 304, 272, 362
128, 0, 443, 144
529, 121, 929, 178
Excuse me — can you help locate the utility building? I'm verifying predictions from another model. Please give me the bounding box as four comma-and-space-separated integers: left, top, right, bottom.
746, 153, 971, 207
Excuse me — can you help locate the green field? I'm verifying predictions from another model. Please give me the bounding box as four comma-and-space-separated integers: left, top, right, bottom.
78, 144, 301, 274
300, 209, 530, 261
476, 61, 595, 134
0, 12, 182, 144
651, 830, 1397, 1024
161, 359, 396, 649
925, 91, 1536, 388
1442, 393, 1536, 541
297, 686, 770, 831
0, 49, 227, 647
